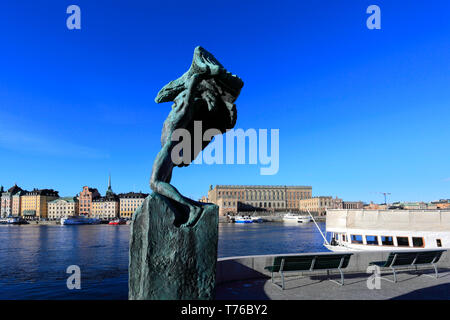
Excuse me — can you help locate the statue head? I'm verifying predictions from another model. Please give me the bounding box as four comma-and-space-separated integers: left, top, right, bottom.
155, 46, 243, 105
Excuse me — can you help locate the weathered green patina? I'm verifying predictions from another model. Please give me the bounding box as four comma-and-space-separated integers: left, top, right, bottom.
149, 46, 243, 227
129, 193, 218, 300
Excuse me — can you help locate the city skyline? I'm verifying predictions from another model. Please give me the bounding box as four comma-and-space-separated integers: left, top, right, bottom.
1, 1, 449, 203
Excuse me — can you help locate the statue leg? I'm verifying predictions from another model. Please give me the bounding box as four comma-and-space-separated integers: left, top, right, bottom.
150, 142, 202, 227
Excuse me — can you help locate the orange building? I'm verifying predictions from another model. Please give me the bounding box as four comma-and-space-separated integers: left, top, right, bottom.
78, 186, 101, 216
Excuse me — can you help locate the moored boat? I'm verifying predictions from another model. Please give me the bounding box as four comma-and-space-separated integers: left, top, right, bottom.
297, 215, 312, 224
234, 216, 253, 223
283, 213, 311, 224
109, 218, 126, 225
0, 216, 28, 225
324, 209, 450, 251
60, 215, 101, 225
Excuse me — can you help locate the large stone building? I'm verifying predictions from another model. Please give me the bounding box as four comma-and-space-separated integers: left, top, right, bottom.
119, 192, 148, 219
20, 189, 59, 219
1, 184, 23, 217
298, 196, 343, 216
207, 185, 312, 216
48, 197, 78, 220
92, 176, 119, 219
78, 186, 101, 216
342, 201, 364, 210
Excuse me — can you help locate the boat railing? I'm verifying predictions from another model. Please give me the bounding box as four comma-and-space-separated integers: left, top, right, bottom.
307, 209, 329, 245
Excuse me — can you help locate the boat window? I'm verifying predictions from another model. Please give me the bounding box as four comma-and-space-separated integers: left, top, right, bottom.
396, 237, 409, 247
381, 236, 393, 246
436, 239, 442, 247
365, 235, 379, 245
342, 234, 346, 242
351, 235, 363, 244
412, 237, 424, 248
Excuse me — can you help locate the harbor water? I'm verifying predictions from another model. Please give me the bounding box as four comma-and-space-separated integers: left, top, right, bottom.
0, 222, 328, 299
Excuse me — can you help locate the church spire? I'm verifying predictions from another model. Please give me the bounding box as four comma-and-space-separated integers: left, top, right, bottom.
106, 173, 114, 196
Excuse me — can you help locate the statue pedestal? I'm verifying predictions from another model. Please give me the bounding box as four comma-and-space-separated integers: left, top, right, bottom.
129, 193, 218, 300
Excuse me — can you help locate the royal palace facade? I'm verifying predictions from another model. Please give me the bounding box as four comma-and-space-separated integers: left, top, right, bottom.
207, 185, 312, 216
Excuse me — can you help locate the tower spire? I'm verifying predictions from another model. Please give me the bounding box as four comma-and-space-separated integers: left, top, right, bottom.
106, 173, 113, 196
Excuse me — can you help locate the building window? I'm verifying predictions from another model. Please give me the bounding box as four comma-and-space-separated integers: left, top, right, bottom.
365, 235, 379, 245
351, 235, 363, 244
412, 237, 424, 248
436, 239, 442, 247
396, 237, 409, 247
381, 236, 393, 246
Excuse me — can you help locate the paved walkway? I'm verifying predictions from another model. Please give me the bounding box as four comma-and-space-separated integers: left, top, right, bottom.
215, 269, 450, 300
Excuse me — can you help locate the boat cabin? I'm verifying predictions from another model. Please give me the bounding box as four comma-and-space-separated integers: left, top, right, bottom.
325, 209, 450, 251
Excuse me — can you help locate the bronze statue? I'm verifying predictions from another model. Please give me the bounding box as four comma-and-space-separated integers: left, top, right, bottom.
150, 46, 244, 227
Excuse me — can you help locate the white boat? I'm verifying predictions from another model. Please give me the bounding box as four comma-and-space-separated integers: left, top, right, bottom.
324, 209, 450, 251
234, 216, 253, 223
0, 216, 28, 225
251, 216, 264, 223
282, 213, 312, 224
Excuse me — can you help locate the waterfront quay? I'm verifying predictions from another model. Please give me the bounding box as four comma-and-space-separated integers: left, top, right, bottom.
215, 250, 450, 300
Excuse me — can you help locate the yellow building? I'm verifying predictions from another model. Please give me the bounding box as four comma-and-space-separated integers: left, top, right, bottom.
299, 196, 343, 216
119, 192, 148, 219
92, 199, 119, 219
20, 189, 59, 220
12, 190, 26, 216
92, 196, 119, 220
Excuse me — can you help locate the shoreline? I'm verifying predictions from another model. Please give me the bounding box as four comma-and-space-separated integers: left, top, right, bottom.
1, 219, 326, 226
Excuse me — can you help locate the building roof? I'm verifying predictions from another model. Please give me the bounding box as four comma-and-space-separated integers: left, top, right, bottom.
7, 184, 23, 195
118, 192, 149, 199
24, 189, 59, 197
49, 197, 77, 204
93, 194, 119, 202
214, 185, 312, 189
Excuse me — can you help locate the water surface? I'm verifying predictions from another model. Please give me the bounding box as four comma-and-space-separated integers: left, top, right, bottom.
0, 222, 328, 299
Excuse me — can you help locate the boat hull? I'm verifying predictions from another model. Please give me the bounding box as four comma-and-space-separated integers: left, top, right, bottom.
61, 216, 101, 225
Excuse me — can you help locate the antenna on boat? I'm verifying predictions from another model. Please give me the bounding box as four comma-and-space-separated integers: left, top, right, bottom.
306, 209, 329, 245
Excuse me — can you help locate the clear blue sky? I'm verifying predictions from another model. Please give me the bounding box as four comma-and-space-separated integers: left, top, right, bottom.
0, 1, 449, 203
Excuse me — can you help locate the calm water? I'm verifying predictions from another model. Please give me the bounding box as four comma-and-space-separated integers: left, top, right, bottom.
0, 222, 328, 299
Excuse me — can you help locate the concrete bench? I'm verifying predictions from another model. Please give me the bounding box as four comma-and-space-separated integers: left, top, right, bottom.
264, 254, 353, 289
369, 249, 446, 283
